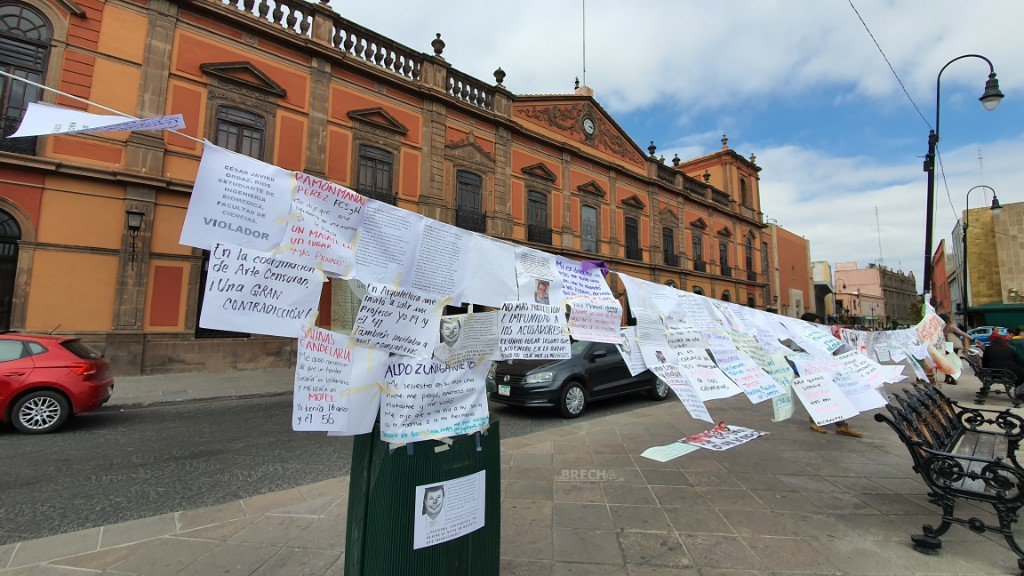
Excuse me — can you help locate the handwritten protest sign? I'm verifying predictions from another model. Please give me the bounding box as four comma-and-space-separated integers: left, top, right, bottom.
665, 292, 720, 330
666, 327, 705, 349
380, 359, 489, 443
516, 247, 563, 306
798, 327, 844, 354
682, 423, 768, 451
676, 347, 742, 401
708, 343, 787, 404
831, 369, 887, 412
615, 327, 647, 376
285, 173, 366, 276
353, 284, 442, 358
10, 102, 185, 137
432, 312, 500, 365
790, 373, 859, 425
835, 350, 885, 388
413, 471, 486, 550
499, 301, 570, 359
199, 243, 323, 338
567, 298, 623, 343
462, 235, 518, 308
181, 143, 294, 251
556, 257, 615, 301
292, 326, 388, 433
915, 310, 946, 347
649, 364, 714, 423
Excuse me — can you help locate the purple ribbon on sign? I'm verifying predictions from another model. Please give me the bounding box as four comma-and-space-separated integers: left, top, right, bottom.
580, 259, 610, 276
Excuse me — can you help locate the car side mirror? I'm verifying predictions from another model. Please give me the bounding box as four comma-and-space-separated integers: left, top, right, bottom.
590, 350, 608, 360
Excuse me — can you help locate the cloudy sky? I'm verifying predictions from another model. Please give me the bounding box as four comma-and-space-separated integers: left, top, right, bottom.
335, 0, 1023, 289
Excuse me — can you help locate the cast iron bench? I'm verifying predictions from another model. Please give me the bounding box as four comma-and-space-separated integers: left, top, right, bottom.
875, 384, 1024, 572
963, 351, 1020, 407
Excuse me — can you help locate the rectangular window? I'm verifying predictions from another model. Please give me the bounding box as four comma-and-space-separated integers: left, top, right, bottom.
662, 227, 677, 266
455, 170, 485, 232
581, 205, 598, 253
719, 240, 731, 276
692, 234, 704, 271
214, 106, 265, 160
761, 241, 769, 276
625, 217, 641, 261
527, 192, 551, 244
357, 145, 395, 204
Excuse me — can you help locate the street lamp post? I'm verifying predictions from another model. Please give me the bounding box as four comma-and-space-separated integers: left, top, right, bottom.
922, 54, 1003, 295
960, 185, 1002, 325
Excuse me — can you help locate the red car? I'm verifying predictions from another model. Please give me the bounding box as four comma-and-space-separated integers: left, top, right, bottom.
0, 334, 114, 434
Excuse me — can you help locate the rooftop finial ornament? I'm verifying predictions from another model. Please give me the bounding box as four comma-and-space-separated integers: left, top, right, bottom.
749, 152, 756, 164
672, 154, 680, 167
431, 33, 445, 57
574, 77, 580, 90
721, 134, 729, 149
703, 170, 711, 183
648, 141, 657, 157
494, 67, 506, 86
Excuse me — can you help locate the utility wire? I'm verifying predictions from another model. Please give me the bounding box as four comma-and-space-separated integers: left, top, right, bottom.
847, 0, 932, 130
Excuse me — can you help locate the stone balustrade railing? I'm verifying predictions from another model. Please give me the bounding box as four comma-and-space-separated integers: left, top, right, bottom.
328, 17, 422, 81
221, 0, 314, 37
446, 68, 494, 111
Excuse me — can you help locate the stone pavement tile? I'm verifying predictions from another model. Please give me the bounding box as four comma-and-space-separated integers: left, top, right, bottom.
0, 544, 14, 569
501, 450, 515, 465
821, 475, 892, 494
552, 562, 628, 576
553, 503, 612, 530
868, 477, 929, 495
773, 474, 844, 493
504, 499, 553, 526
680, 533, 765, 571
672, 454, 726, 473
698, 570, 766, 576
49, 540, 158, 572
864, 538, 994, 575
802, 491, 879, 514
554, 482, 606, 504
779, 450, 829, 463
500, 558, 554, 576
510, 465, 556, 482
175, 541, 278, 576
515, 453, 554, 467
176, 500, 248, 532
650, 486, 710, 509
501, 522, 553, 560
505, 480, 554, 501
0, 566, 100, 576
628, 567, 700, 576
663, 507, 733, 535
750, 490, 823, 513
8, 528, 101, 568
810, 537, 919, 575
605, 468, 647, 486
108, 537, 218, 576
228, 515, 317, 546
608, 505, 674, 533
520, 441, 555, 454
591, 455, 637, 468
718, 509, 854, 540
729, 473, 795, 492
553, 440, 584, 454
631, 455, 679, 471
604, 483, 658, 506
240, 488, 311, 516
849, 463, 912, 479
638, 469, 691, 487
589, 442, 628, 455
100, 513, 178, 548
250, 548, 342, 576
618, 531, 693, 568
923, 535, 1024, 575
298, 477, 347, 501
553, 528, 623, 564
285, 516, 345, 550
175, 516, 260, 541
856, 493, 936, 515
264, 495, 340, 517
553, 453, 593, 468
741, 536, 839, 573
684, 470, 742, 489
699, 488, 766, 511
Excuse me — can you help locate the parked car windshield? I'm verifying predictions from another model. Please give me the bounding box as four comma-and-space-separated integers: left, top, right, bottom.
570, 340, 592, 356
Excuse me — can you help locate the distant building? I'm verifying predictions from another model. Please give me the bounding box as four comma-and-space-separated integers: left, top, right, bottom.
950, 220, 965, 325
834, 289, 884, 329
958, 201, 1024, 328
768, 224, 813, 317
835, 262, 918, 327
811, 261, 835, 322
930, 239, 951, 315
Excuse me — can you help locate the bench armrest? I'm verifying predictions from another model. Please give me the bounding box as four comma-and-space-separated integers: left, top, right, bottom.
951, 404, 1024, 441
915, 444, 1024, 497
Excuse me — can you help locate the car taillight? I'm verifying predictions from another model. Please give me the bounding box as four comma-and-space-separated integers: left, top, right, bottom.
69, 363, 97, 376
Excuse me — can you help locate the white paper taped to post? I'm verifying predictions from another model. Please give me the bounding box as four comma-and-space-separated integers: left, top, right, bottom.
8, 102, 185, 138
380, 358, 490, 443
285, 173, 367, 277
498, 301, 571, 360
199, 243, 323, 338
353, 284, 442, 359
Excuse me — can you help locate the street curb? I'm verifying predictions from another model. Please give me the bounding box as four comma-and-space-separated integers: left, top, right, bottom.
100, 390, 292, 411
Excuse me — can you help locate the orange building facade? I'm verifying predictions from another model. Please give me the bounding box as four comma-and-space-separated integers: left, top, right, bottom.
767, 224, 813, 318
0, 0, 770, 375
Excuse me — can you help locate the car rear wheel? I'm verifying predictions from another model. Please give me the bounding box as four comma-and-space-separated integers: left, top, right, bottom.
558, 381, 587, 419
650, 378, 670, 401
11, 391, 70, 434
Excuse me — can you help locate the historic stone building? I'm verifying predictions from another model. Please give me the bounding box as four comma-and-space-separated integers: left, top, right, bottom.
835, 262, 918, 327
0, 0, 770, 375
767, 224, 812, 318
956, 201, 1024, 327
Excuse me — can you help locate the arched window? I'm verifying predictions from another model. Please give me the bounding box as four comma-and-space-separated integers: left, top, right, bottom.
665, 280, 677, 288
740, 179, 750, 207
581, 205, 598, 253
0, 2, 52, 154
692, 286, 704, 296
745, 237, 753, 275
0, 208, 19, 330
747, 294, 755, 307
721, 290, 731, 302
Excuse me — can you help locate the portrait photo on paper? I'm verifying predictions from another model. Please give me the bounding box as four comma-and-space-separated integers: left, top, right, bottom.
534, 279, 551, 305
433, 316, 463, 361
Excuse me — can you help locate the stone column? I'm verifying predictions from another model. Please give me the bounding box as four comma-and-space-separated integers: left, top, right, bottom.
109, 186, 157, 375
305, 56, 331, 176
490, 125, 513, 238
125, 0, 178, 175
561, 151, 573, 249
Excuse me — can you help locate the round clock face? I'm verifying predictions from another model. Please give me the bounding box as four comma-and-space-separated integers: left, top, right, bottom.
582, 118, 596, 136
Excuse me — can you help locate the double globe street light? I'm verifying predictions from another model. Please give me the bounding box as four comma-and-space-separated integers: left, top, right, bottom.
922, 54, 1004, 295
960, 185, 1002, 324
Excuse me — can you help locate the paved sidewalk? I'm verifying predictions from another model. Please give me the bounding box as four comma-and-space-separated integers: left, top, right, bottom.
4, 371, 1019, 575
107, 368, 294, 408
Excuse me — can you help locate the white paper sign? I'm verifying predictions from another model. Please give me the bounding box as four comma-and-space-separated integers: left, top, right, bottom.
790, 373, 859, 426
515, 247, 563, 306
325, 346, 390, 437
831, 369, 887, 412
413, 471, 486, 550
556, 257, 615, 301
567, 298, 623, 343
498, 301, 571, 359
708, 343, 787, 404
675, 347, 742, 401
180, 143, 293, 251
199, 243, 323, 338
433, 312, 500, 365
353, 200, 423, 284
285, 173, 366, 276
682, 423, 768, 451
380, 359, 489, 443
650, 364, 714, 423
835, 350, 886, 388
462, 235, 518, 307
641, 442, 699, 462
408, 220, 470, 300
353, 284, 442, 358
615, 327, 648, 377
9, 102, 185, 137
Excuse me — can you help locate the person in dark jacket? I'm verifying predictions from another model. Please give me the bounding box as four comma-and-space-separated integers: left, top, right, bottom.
982, 333, 1024, 386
